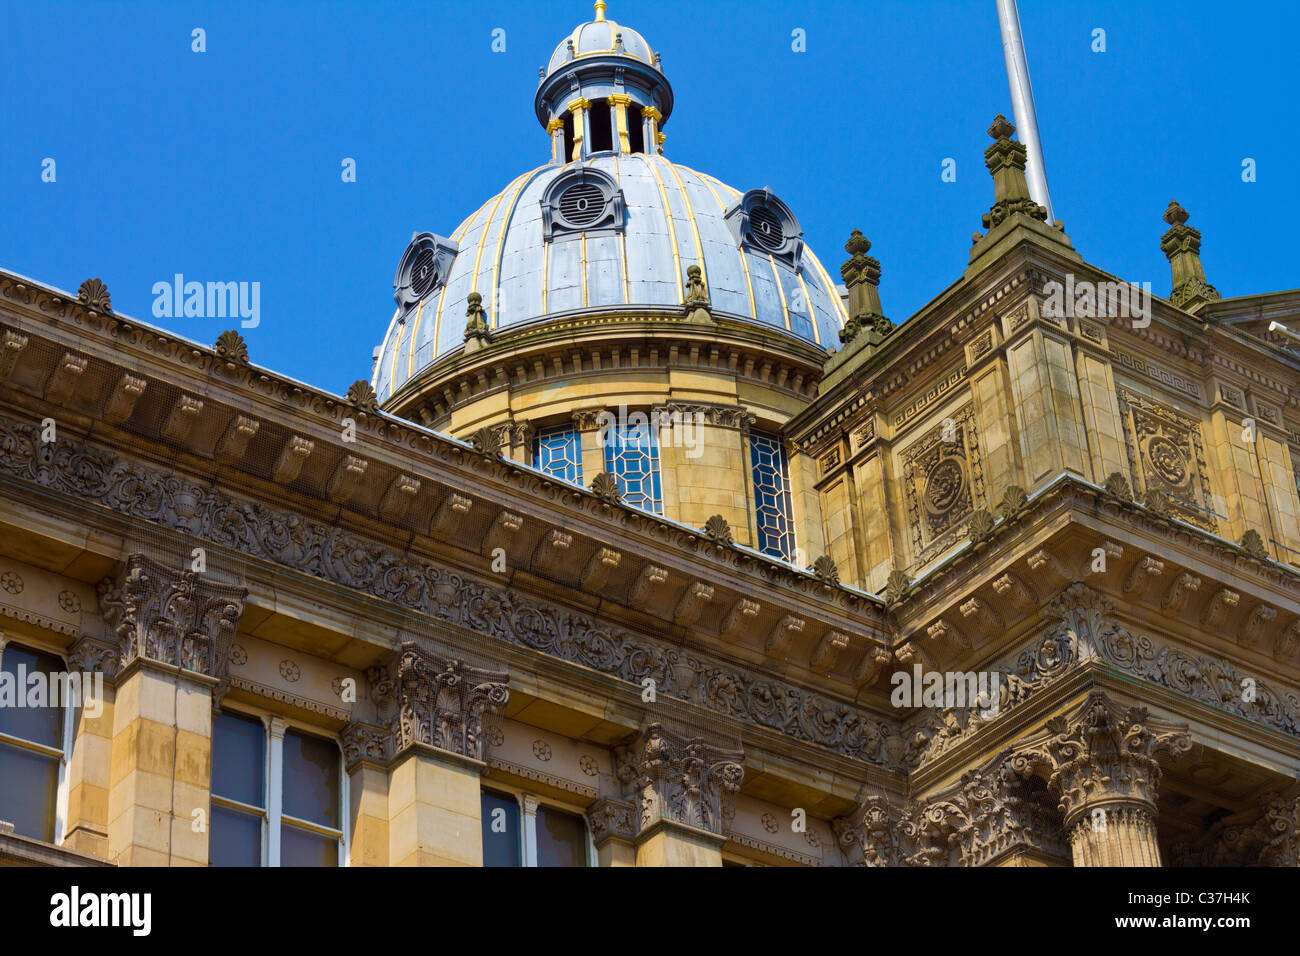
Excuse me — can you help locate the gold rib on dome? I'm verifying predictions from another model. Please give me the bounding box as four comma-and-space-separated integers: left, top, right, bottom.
642, 154, 684, 303
681, 163, 757, 318
663, 159, 708, 293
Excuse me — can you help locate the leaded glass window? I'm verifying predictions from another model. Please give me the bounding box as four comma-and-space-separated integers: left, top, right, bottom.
534, 425, 583, 485
604, 421, 662, 514
749, 430, 796, 560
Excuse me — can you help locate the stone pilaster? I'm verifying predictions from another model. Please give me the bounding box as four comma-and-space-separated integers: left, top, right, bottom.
1010, 692, 1193, 867
620, 723, 744, 867
586, 798, 636, 866
62, 635, 120, 859
366, 642, 510, 867
96, 553, 247, 866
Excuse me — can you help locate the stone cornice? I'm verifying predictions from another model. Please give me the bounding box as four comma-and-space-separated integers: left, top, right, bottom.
0, 273, 888, 636
385, 306, 829, 424
0, 411, 906, 771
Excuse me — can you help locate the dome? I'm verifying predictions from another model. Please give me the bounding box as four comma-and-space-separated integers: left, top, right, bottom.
373, 153, 849, 403
544, 14, 658, 79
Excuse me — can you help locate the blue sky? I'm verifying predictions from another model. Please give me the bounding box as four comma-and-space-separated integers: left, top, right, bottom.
2, 0, 1295, 394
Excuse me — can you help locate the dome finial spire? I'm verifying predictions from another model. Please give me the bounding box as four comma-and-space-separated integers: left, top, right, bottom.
594, 0, 607, 23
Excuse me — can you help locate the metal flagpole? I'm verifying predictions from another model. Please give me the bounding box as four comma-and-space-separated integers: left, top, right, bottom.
995, 0, 1054, 224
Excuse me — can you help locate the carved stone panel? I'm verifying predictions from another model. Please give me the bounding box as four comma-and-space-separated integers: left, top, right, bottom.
1117, 388, 1216, 532
900, 405, 985, 563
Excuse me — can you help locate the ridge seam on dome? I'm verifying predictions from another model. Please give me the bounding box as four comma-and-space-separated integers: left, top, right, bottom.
663, 159, 708, 292
641, 153, 683, 303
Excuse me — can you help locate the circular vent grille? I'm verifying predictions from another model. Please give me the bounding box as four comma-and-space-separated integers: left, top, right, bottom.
749, 205, 785, 251
559, 182, 605, 226
409, 248, 438, 298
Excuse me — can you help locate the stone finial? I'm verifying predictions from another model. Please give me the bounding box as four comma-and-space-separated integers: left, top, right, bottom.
702, 514, 733, 546
1160, 200, 1220, 311
884, 568, 910, 606
77, 278, 112, 312
981, 115, 1047, 230
1239, 529, 1269, 560
810, 554, 840, 586
464, 291, 492, 348
838, 229, 890, 345
590, 471, 621, 503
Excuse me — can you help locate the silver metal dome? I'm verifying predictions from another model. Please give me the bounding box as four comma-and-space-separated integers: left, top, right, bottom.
373, 153, 848, 402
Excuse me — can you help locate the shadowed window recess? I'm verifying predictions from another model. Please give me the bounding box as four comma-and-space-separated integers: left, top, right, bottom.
0, 643, 67, 843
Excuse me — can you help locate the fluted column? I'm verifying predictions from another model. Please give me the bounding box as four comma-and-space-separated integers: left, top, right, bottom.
1010, 692, 1192, 867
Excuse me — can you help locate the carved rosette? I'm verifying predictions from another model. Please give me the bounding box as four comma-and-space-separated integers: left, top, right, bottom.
375, 642, 510, 764
630, 723, 744, 837
1008, 692, 1192, 866
97, 554, 247, 682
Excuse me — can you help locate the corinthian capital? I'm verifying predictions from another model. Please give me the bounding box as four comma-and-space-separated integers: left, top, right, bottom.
631, 723, 744, 836
97, 553, 247, 680
374, 642, 509, 764
833, 795, 900, 866
1009, 692, 1193, 827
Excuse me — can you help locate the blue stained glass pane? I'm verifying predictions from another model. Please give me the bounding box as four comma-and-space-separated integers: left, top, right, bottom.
749, 431, 796, 561
534, 425, 583, 486
603, 422, 662, 515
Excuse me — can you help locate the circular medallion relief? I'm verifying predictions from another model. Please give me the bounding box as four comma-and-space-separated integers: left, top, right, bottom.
1146, 435, 1189, 486
923, 458, 966, 515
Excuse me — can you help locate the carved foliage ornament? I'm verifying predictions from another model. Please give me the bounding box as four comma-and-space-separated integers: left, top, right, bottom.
97, 553, 247, 680
630, 723, 744, 836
